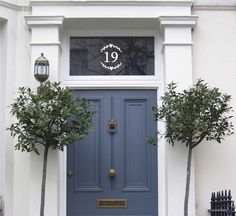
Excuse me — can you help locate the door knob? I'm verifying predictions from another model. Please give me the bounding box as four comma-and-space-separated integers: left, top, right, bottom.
67, 170, 74, 177
108, 168, 117, 177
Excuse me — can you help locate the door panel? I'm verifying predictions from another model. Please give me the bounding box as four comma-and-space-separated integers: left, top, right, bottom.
74, 99, 103, 192
122, 98, 151, 192
67, 90, 158, 216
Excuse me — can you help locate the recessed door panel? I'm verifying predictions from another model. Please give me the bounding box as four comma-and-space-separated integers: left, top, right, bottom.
67, 90, 158, 216
74, 99, 103, 192
123, 98, 151, 192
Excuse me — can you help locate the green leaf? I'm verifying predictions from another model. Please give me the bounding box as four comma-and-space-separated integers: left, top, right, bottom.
150, 79, 234, 148
7, 81, 95, 154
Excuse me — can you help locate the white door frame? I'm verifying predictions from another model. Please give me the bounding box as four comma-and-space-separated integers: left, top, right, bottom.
59, 26, 167, 216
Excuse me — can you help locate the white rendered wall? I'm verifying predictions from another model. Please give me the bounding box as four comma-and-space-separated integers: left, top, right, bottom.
193, 8, 236, 216
12, 10, 32, 216
0, 9, 17, 216
0, 18, 5, 213
0, 3, 35, 216
0, 5, 60, 216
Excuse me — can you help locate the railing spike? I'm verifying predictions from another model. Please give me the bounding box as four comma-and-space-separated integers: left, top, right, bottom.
209, 190, 235, 216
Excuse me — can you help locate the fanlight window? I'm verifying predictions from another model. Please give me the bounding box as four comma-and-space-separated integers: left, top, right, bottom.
70, 37, 154, 76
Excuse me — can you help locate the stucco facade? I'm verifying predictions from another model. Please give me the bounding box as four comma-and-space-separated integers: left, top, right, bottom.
0, 0, 235, 216
193, 2, 236, 215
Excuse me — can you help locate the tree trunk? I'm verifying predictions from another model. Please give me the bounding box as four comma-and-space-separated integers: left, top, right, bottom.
184, 146, 193, 216
40, 146, 49, 216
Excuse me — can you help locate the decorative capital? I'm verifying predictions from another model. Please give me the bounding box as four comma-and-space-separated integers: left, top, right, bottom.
25, 16, 64, 27
159, 15, 198, 28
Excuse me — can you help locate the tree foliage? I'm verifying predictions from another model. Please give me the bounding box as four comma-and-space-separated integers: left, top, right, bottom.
8, 81, 95, 154
151, 79, 234, 216
152, 79, 234, 148
8, 81, 95, 216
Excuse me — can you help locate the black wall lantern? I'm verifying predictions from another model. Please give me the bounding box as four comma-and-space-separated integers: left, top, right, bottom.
34, 53, 49, 94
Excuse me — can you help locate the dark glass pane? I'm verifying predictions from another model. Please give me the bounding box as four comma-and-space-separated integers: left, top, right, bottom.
70, 37, 154, 76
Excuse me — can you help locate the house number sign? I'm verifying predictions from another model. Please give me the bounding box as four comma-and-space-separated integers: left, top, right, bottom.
100, 43, 123, 71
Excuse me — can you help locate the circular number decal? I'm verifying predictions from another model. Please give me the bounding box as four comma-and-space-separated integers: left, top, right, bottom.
100, 44, 122, 71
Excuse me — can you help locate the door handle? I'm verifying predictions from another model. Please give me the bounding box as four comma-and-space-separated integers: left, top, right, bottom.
108, 168, 117, 177
67, 170, 75, 177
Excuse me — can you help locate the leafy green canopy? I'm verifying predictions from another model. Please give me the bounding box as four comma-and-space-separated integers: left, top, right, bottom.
153, 79, 234, 148
8, 82, 95, 154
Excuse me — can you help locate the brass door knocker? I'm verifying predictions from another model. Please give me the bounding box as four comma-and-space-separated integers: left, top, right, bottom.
108, 119, 117, 133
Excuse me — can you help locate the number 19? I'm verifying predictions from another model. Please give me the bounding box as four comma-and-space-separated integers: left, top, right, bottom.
105, 51, 119, 63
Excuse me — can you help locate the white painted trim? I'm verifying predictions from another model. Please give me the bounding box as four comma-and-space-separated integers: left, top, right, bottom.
156, 63, 168, 216
0, 18, 7, 215
163, 42, 193, 46
30, 0, 194, 7
30, 5, 192, 18
30, 42, 61, 46
58, 150, 67, 216
193, 4, 236, 11
159, 15, 198, 28
62, 29, 162, 88
25, 16, 64, 26
0, 17, 3, 205
63, 80, 162, 89
161, 42, 194, 53
0, 0, 30, 11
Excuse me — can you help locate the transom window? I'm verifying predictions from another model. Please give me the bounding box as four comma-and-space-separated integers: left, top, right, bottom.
70, 37, 154, 76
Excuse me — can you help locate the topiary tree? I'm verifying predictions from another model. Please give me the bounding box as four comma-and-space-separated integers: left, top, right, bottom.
151, 79, 234, 216
8, 81, 95, 216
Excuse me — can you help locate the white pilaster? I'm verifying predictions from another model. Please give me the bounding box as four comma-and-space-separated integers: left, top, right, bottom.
25, 15, 64, 85
159, 15, 198, 216
0, 18, 4, 214
25, 15, 64, 216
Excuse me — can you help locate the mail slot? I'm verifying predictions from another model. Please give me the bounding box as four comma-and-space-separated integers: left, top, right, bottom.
97, 199, 127, 208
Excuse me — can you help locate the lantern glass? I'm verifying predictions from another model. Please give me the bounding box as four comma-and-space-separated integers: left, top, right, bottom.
34, 53, 49, 83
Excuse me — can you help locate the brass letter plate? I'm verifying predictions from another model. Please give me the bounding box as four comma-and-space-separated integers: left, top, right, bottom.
97, 199, 127, 208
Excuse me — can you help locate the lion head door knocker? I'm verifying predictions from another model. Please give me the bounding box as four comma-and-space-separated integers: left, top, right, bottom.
108, 119, 117, 134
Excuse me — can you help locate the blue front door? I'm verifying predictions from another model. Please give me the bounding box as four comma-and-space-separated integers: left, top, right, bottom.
67, 90, 158, 215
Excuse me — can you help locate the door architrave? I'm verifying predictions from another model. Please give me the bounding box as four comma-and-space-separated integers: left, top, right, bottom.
58, 26, 167, 216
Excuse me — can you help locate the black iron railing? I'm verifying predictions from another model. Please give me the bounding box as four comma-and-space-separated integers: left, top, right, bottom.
209, 190, 235, 216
